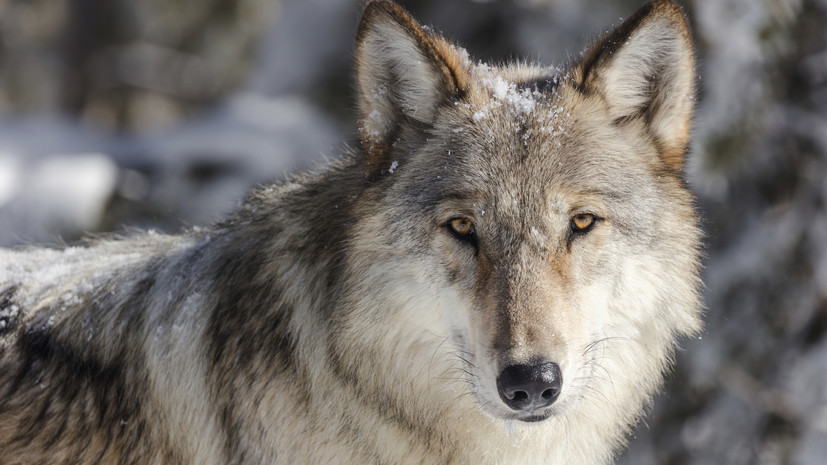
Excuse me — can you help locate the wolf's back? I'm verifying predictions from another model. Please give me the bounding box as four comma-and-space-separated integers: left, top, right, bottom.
0, 234, 211, 464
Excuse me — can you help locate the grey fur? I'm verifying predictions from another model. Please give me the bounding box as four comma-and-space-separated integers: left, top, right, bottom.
0, 1, 701, 464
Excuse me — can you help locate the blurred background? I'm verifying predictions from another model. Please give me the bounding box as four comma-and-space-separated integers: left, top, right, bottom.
0, 0, 825, 463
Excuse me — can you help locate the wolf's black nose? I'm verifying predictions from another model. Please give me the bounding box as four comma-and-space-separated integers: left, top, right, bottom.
496, 362, 562, 411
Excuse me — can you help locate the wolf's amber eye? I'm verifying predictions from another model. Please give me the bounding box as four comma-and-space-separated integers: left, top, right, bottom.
448, 218, 475, 237
571, 213, 596, 232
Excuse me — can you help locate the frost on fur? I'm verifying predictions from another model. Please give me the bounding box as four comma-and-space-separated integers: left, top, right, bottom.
472, 74, 543, 122
574, 0, 695, 171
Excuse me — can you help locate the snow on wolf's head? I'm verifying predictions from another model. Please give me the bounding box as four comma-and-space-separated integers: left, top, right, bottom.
344, 0, 701, 431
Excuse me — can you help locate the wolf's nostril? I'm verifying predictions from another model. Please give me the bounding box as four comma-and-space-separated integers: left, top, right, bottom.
511, 391, 528, 401
496, 362, 562, 411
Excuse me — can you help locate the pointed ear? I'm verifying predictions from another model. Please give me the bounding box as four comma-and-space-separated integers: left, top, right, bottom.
355, 0, 470, 173
573, 0, 695, 172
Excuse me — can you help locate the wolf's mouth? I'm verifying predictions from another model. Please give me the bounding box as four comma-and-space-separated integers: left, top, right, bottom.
515, 413, 551, 423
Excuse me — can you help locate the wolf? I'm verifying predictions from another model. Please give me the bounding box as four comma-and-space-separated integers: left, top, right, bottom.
0, 1, 701, 464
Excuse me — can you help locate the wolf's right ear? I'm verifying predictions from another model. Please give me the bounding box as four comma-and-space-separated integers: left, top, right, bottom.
355, 0, 470, 174
573, 0, 695, 173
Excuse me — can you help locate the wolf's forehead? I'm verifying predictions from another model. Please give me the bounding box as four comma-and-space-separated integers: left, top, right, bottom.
466, 66, 564, 125
448, 97, 632, 210
432, 66, 642, 212
458, 74, 582, 178
470, 63, 562, 91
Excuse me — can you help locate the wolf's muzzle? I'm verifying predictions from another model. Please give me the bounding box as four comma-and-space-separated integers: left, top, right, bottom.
496, 362, 562, 412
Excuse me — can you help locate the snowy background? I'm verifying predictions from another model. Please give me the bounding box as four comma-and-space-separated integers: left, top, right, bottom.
1, 0, 826, 463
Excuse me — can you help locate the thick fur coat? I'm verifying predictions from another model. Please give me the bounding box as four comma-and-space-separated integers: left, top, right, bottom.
0, 1, 702, 464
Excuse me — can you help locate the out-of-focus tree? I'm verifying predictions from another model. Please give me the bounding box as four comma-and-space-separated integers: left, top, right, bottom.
0, 0, 277, 129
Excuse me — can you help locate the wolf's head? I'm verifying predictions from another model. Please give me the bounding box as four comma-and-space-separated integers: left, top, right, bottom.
341, 0, 701, 428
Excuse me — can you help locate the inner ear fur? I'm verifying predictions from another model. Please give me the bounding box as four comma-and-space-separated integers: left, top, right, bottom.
573, 0, 695, 172
355, 0, 470, 175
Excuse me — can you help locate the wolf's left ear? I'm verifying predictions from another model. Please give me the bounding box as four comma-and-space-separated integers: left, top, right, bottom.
574, 0, 695, 172
355, 0, 470, 173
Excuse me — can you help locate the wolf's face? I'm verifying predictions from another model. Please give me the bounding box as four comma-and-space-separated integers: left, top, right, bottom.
349, 0, 702, 424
